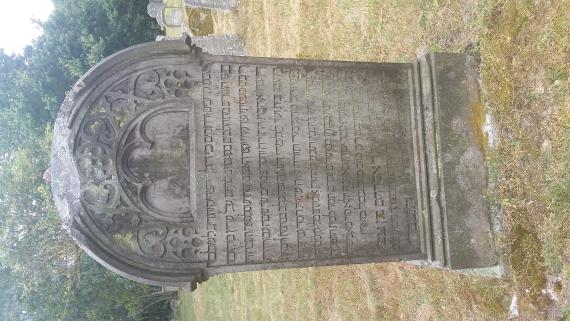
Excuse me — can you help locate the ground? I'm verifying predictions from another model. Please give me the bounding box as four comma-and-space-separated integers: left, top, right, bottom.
171, 0, 570, 320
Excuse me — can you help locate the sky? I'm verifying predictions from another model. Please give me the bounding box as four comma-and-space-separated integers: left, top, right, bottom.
0, 0, 54, 55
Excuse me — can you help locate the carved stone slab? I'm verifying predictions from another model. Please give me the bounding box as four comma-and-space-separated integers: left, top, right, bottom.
51, 40, 497, 290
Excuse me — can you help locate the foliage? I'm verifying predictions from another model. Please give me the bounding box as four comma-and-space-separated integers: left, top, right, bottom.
0, 0, 171, 320
61, 255, 172, 321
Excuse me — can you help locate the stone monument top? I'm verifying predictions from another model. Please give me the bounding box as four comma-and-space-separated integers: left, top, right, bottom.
51, 39, 497, 290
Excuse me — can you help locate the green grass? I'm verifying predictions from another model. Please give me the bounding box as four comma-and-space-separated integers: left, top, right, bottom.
178, 291, 196, 321
174, 0, 570, 319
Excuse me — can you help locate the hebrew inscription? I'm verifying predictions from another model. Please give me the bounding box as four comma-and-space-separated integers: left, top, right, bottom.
66, 62, 209, 272
68, 55, 420, 270
54, 41, 504, 290
194, 62, 420, 267
70, 58, 420, 268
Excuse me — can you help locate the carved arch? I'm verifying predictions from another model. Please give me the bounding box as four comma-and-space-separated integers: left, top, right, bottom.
51, 40, 208, 289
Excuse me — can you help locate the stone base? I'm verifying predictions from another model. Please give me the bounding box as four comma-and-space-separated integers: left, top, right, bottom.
413, 53, 498, 269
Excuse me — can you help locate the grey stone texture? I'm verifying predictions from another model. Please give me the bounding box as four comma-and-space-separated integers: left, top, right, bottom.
51, 40, 497, 290
191, 35, 246, 56
147, 1, 191, 34
184, 0, 237, 11
157, 35, 246, 56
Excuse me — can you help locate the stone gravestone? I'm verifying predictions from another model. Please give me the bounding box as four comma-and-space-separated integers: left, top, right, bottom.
184, 0, 237, 11
191, 35, 246, 56
157, 35, 247, 56
51, 39, 497, 290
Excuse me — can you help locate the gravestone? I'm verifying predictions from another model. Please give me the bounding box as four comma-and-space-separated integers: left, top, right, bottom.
192, 35, 246, 56
148, 1, 191, 35
147, 1, 166, 30
51, 39, 497, 290
184, 0, 237, 11
162, 7, 191, 35
157, 35, 247, 56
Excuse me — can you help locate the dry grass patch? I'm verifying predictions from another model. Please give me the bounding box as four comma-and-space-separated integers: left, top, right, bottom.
187, 263, 508, 321
175, 0, 570, 319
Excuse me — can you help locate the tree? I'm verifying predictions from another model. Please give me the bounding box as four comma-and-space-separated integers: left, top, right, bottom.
0, 264, 27, 321
0, 0, 169, 320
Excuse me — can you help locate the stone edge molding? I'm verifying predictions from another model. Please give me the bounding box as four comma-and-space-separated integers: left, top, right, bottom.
51, 40, 497, 290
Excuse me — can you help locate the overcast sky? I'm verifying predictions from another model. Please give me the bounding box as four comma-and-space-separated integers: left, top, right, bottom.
0, 0, 54, 54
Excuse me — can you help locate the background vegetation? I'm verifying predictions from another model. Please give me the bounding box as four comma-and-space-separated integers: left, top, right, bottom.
0, 0, 176, 320
180, 0, 570, 320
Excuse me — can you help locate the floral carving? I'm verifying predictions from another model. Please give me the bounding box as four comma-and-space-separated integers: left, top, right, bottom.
117, 106, 194, 223
73, 66, 200, 263
81, 114, 116, 145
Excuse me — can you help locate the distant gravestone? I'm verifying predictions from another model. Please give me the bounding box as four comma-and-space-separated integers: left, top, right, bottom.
147, 1, 166, 30
192, 35, 246, 56
156, 35, 246, 56
184, 0, 237, 11
51, 40, 497, 290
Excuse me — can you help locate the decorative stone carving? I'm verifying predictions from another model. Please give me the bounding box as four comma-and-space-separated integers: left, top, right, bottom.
51, 39, 497, 290
147, 1, 166, 30
191, 35, 246, 56
162, 8, 186, 29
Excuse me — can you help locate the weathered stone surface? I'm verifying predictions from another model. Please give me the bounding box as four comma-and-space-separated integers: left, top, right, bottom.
191, 35, 246, 56
51, 40, 497, 290
184, 0, 237, 11
157, 35, 246, 56
147, 1, 166, 30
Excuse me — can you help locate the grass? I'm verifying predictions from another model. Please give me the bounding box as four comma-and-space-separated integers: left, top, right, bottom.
171, 0, 570, 320
183, 264, 507, 321
179, 291, 196, 321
